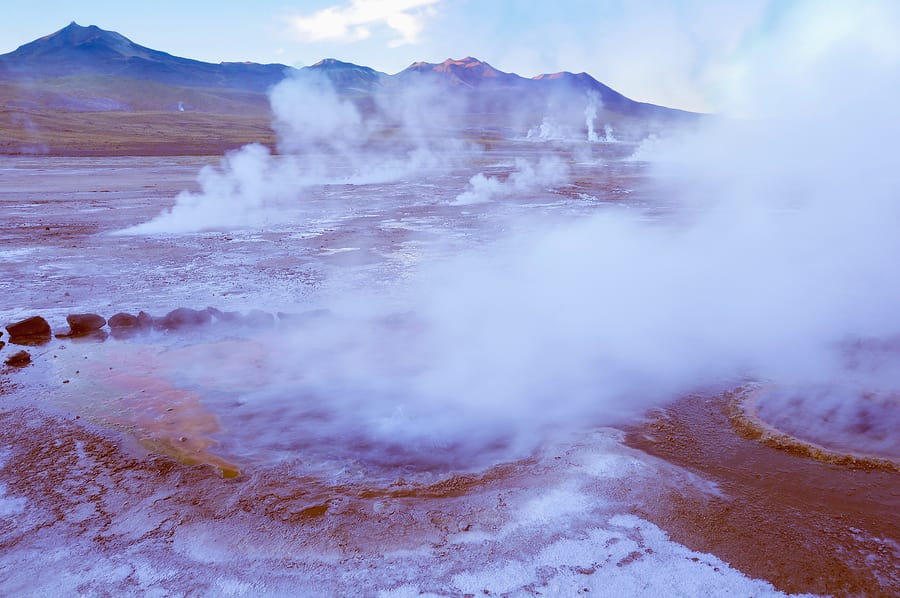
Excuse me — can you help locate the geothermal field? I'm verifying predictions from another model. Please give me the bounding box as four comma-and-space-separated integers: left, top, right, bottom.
1, 25, 900, 597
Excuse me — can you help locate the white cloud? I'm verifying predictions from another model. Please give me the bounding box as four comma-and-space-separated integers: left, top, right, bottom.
287, 0, 440, 47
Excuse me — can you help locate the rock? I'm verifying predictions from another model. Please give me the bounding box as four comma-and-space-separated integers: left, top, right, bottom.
5, 350, 31, 367
0, 341, 5, 351
108, 312, 145, 339
65, 313, 106, 336
206, 306, 242, 323
67, 330, 109, 343
108, 312, 141, 328
156, 307, 212, 330
5, 316, 51, 345
6, 316, 51, 338
137, 311, 155, 328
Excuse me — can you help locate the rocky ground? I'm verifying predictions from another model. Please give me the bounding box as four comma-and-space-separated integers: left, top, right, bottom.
0, 146, 897, 596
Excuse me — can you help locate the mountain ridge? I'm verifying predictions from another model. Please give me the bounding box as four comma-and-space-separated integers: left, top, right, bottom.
0, 22, 289, 93
0, 22, 695, 120
0, 23, 699, 155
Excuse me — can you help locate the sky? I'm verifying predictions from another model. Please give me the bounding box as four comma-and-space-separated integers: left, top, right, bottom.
1, 1, 897, 113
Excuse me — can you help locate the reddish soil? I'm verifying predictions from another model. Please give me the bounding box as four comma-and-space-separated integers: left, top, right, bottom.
625, 392, 900, 596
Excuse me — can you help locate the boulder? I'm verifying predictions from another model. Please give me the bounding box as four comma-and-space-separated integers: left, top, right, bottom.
108, 312, 141, 328
6, 316, 51, 338
0, 341, 5, 351
137, 311, 155, 328
5, 350, 31, 367
6, 316, 51, 345
108, 312, 145, 339
156, 307, 212, 330
206, 306, 242, 323
66, 313, 106, 336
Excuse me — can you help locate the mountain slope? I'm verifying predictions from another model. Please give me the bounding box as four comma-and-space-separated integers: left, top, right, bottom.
0, 22, 289, 92
0, 23, 695, 119
396, 57, 523, 89
0, 23, 698, 154
300, 59, 386, 94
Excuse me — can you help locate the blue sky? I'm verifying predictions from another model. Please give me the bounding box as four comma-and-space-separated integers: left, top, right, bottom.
2, 1, 896, 113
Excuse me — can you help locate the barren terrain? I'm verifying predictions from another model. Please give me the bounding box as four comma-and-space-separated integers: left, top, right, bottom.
1, 142, 897, 596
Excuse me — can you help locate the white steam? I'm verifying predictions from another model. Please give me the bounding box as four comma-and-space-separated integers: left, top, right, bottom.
116, 1, 900, 461
275, 8, 900, 455
585, 91, 600, 142
603, 123, 616, 142
526, 116, 568, 142
120, 144, 304, 234
118, 71, 471, 234
528, 92, 614, 144
453, 156, 570, 205
269, 73, 366, 154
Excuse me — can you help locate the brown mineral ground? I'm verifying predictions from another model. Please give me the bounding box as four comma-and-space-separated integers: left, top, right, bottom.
730, 387, 900, 473
2, 150, 897, 595
44, 340, 241, 478
624, 391, 900, 596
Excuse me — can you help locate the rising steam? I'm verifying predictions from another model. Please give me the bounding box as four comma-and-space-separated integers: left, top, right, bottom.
115, 3, 900, 461
117, 71, 472, 235
453, 156, 569, 205
585, 91, 600, 142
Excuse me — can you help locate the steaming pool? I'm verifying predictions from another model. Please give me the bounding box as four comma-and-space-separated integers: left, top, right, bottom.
1, 150, 898, 596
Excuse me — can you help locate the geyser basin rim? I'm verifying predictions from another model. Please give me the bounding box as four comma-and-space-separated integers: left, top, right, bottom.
729, 386, 900, 472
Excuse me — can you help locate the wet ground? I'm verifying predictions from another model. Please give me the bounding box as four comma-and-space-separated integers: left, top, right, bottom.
626, 391, 899, 596
0, 145, 897, 596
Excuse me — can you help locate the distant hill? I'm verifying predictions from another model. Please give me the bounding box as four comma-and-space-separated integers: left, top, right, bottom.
0, 22, 288, 92
304, 55, 693, 121
302, 58, 385, 94
396, 57, 523, 88
0, 23, 698, 155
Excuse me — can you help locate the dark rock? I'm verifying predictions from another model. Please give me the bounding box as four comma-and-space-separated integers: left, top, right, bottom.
206, 306, 242, 323
6, 316, 51, 345
68, 330, 109, 343
108, 312, 147, 339
7, 335, 51, 347
65, 313, 106, 336
108, 312, 141, 328
0, 341, 5, 351
156, 307, 212, 330
6, 316, 51, 338
137, 311, 155, 328
5, 350, 31, 367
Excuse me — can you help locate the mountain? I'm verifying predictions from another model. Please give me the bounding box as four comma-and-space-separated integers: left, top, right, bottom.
0, 22, 289, 92
0, 23, 694, 119
0, 23, 698, 155
530, 71, 682, 120
310, 55, 694, 120
396, 57, 523, 89
301, 59, 385, 94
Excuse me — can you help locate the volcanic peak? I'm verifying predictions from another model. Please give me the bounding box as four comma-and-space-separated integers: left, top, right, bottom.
22, 21, 157, 61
